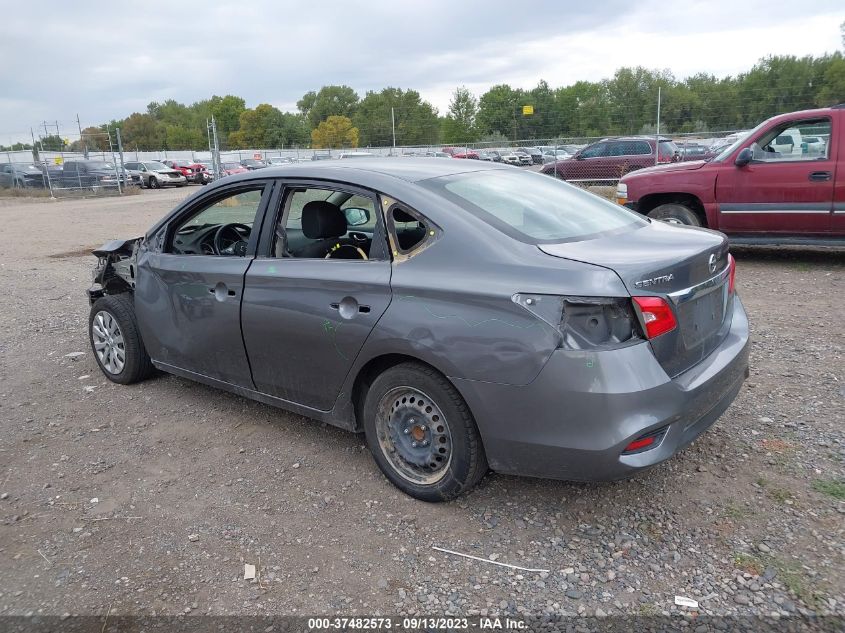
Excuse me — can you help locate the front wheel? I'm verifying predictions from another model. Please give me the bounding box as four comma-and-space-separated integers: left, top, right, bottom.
89, 294, 154, 384
363, 362, 487, 501
149, 176, 160, 189
648, 203, 702, 227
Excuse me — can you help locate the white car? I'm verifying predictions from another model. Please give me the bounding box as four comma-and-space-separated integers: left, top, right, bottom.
338, 152, 375, 159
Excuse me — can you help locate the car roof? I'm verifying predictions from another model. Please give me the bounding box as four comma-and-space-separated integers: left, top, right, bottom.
212, 157, 512, 185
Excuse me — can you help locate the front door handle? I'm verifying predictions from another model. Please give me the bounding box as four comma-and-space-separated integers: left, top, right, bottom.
209, 282, 236, 301
330, 297, 370, 319
808, 171, 831, 182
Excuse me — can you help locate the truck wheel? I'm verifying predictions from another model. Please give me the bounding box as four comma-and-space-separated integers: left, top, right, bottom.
89, 294, 154, 385
149, 176, 160, 189
648, 203, 702, 227
362, 362, 488, 502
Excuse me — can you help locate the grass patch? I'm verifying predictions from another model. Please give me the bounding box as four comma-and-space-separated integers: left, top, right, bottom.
0, 187, 52, 198
767, 487, 793, 504
812, 479, 845, 500
723, 500, 751, 520
733, 553, 764, 576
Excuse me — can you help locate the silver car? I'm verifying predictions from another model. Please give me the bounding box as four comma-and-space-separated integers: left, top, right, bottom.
86, 159, 748, 501
123, 161, 186, 189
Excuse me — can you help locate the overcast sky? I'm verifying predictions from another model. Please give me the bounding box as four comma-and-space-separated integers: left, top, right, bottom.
1, 1, 841, 142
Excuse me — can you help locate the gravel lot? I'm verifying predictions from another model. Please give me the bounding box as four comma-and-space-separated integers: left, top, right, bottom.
0, 187, 842, 621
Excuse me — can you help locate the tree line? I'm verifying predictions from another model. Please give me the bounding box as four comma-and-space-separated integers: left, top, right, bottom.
7, 51, 845, 153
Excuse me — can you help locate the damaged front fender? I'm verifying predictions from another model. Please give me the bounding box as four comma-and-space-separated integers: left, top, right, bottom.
87, 237, 143, 304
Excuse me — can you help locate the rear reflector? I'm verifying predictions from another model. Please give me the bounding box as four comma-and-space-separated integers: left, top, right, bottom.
632, 296, 677, 338
622, 426, 669, 455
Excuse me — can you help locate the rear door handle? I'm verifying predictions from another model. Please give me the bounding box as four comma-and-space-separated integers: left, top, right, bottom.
808, 171, 831, 182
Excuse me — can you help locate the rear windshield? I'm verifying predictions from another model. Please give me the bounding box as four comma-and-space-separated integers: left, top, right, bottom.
421, 169, 646, 243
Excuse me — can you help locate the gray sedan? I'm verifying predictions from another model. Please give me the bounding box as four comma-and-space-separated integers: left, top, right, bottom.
86, 159, 749, 501
123, 160, 186, 188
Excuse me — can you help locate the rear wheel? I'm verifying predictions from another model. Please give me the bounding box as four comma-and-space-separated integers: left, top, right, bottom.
648, 203, 702, 227
89, 294, 154, 385
363, 362, 487, 501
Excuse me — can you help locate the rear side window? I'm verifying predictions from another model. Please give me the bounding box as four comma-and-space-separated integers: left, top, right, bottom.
658, 140, 678, 156
424, 169, 646, 243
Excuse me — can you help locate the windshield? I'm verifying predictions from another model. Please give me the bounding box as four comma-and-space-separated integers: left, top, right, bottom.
422, 169, 646, 243
711, 121, 768, 162
146, 162, 168, 170
222, 162, 240, 169
13, 163, 42, 172
86, 161, 115, 170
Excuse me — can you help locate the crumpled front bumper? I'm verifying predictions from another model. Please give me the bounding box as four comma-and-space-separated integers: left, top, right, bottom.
451, 296, 750, 481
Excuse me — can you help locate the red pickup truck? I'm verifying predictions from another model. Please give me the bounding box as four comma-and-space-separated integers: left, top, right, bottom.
617, 105, 844, 244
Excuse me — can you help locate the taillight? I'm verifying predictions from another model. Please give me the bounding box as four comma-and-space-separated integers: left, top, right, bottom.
728, 254, 736, 294
632, 296, 677, 339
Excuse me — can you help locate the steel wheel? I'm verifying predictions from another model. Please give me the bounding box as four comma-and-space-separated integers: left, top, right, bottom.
375, 386, 453, 485
91, 310, 126, 375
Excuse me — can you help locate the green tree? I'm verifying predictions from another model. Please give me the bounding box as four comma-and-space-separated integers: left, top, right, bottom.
441, 86, 479, 143
354, 88, 439, 146
311, 115, 359, 148
816, 52, 845, 106
297, 85, 359, 129
229, 104, 310, 148
476, 84, 524, 139
120, 113, 163, 150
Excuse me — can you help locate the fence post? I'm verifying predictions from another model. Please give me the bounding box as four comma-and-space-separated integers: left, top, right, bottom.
655, 86, 661, 166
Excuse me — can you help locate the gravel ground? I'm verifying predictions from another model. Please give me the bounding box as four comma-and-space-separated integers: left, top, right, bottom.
0, 188, 842, 621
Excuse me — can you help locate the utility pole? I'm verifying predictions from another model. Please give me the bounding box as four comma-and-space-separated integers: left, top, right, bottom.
77, 113, 88, 159
655, 86, 661, 166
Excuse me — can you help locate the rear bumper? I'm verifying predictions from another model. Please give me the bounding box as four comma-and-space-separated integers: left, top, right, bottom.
452, 296, 750, 481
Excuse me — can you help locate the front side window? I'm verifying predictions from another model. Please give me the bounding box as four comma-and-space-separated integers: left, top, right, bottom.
579, 143, 607, 158
169, 187, 265, 256
423, 169, 646, 243
275, 187, 382, 260
751, 118, 830, 162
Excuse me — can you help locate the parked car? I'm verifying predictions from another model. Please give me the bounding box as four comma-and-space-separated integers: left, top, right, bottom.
499, 150, 522, 166
240, 158, 267, 170
517, 147, 544, 164
311, 152, 333, 161
513, 150, 532, 166
0, 162, 46, 188
85, 159, 747, 501
542, 137, 680, 181
220, 162, 249, 176
162, 159, 209, 184
123, 161, 186, 189
338, 152, 375, 159
266, 157, 293, 166
424, 151, 451, 158
476, 150, 494, 161
196, 162, 219, 181
617, 105, 844, 242
121, 166, 144, 187
675, 143, 715, 161
442, 146, 479, 159
484, 150, 504, 162
56, 160, 129, 190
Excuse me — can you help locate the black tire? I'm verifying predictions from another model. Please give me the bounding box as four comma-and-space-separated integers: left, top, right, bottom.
648, 203, 702, 227
362, 362, 488, 501
89, 294, 154, 385
149, 176, 160, 189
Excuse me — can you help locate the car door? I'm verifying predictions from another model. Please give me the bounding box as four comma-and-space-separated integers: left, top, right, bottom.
241, 180, 392, 411
715, 116, 834, 235
134, 181, 273, 387
571, 142, 609, 180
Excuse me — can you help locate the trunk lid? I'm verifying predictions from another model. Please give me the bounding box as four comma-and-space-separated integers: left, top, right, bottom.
539, 221, 732, 377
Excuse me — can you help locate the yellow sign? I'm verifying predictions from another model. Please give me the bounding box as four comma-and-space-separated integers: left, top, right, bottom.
522, 105, 534, 116
54, 157, 63, 165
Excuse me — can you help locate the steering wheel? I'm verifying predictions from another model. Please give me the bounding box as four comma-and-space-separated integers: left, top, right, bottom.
213, 223, 251, 256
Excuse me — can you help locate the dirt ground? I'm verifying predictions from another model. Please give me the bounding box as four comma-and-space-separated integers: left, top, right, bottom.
0, 188, 842, 620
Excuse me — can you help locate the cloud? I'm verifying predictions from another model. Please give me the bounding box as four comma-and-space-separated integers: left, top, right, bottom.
0, 0, 841, 141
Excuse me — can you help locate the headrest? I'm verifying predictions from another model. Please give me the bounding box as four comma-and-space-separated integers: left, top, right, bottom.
302, 201, 347, 239
393, 208, 416, 223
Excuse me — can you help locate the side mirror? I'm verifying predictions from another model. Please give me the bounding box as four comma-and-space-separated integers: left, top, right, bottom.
735, 148, 753, 167
344, 207, 371, 227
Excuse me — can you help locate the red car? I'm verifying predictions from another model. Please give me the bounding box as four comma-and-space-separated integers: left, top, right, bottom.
442, 146, 480, 160
617, 105, 843, 243
162, 159, 210, 184
541, 137, 679, 181
220, 162, 249, 177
